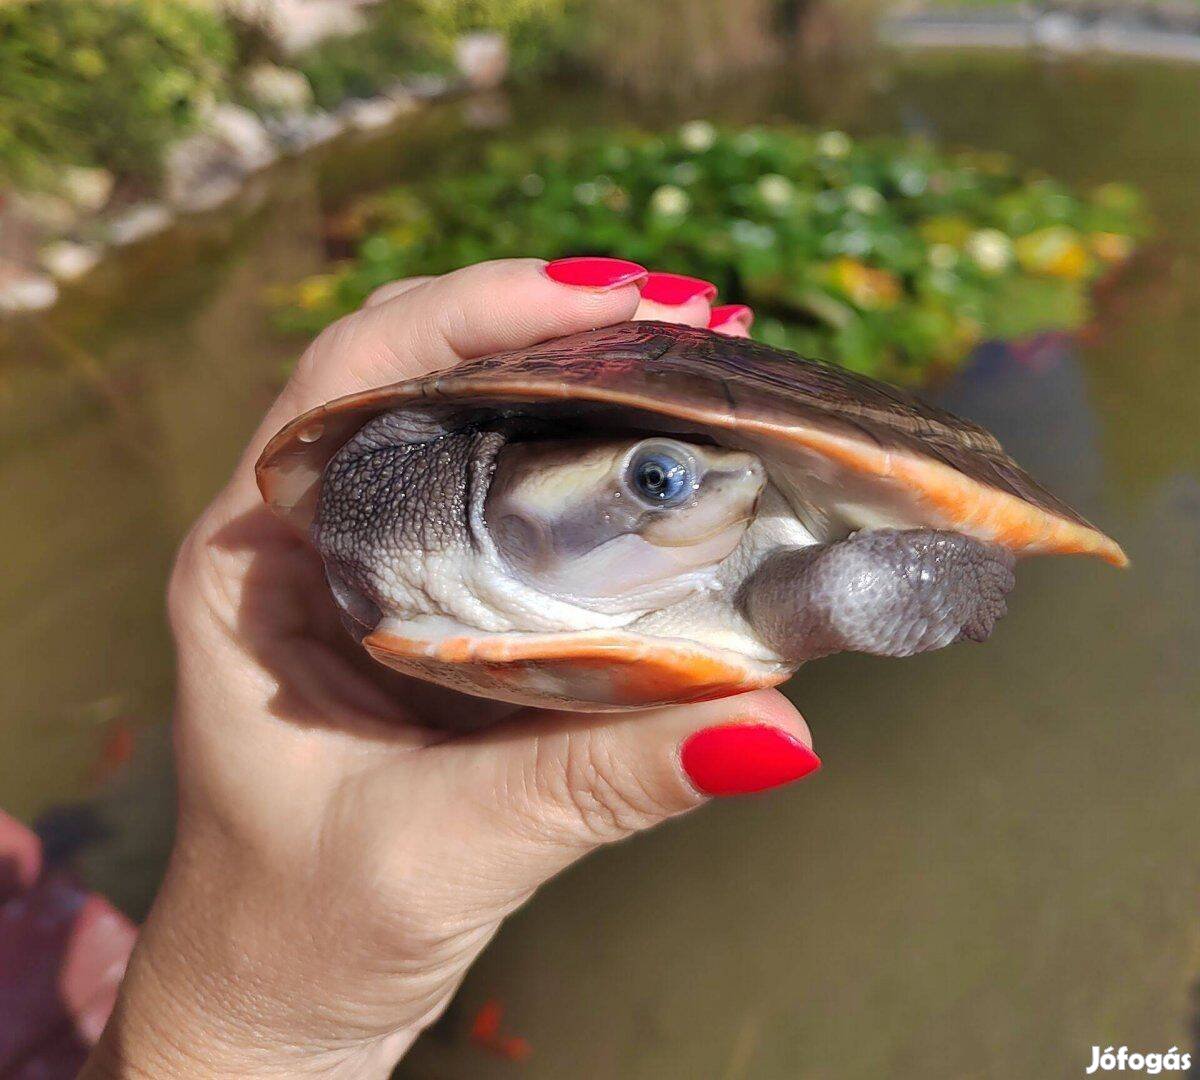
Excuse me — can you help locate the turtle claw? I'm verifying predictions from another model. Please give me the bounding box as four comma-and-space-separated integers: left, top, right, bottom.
955, 547, 1017, 643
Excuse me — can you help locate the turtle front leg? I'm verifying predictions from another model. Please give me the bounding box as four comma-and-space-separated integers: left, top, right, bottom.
740, 529, 1017, 663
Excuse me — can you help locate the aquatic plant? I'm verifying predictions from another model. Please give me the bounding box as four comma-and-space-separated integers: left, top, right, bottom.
275, 124, 1146, 380
0, 0, 234, 191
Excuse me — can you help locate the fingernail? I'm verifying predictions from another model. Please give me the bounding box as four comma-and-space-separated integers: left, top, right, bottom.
545, 257, 648, 290
708, 304, 754, 331
641, 272, 719, 306
680, 723, 821, 797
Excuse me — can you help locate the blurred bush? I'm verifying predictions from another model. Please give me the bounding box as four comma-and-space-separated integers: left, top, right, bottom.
292, 1, 439, 109
0, 0, 234, 192
414, 0, 571, 46
293, 0, 575, 106
294, 0, 799, 98
274, 125, 1146, 380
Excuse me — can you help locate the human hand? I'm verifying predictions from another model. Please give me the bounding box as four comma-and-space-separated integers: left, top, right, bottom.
82, 259, 818, 1079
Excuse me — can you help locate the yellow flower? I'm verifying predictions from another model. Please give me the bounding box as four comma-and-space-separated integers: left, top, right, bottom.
918, 215, 973, 247
1014, 227, 1091, 279
952, 316, 984, 354
830, 258, 902, 309
297, 275, 335, 310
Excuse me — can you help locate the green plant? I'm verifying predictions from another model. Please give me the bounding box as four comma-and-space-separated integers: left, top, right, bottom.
414, 0, 569, 36
274, 124, 1146, 380
293, 0, 445, 109
414, 0, 573, 78
289, 0, 575, 110
0, 0, 234, 191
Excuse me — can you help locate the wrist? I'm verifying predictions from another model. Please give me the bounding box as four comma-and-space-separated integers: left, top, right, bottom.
83, 933, 415, 1080
81, 841, 417, 1080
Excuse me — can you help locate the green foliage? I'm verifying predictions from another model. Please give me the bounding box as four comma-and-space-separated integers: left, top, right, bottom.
276, 124, 1147, 380
293, 0, 573, 103
293, 1, 442, 110
0, 0, 234, 190
413, 0, 571, 39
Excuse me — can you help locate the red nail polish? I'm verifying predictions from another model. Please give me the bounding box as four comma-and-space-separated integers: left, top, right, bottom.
641, 272, 719, 306
680, 723, 821, 797
708, 304, 754, 331
545, 257, 647, 290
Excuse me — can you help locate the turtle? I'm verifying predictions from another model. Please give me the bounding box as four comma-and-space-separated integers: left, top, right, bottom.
257, 321, 1125, 712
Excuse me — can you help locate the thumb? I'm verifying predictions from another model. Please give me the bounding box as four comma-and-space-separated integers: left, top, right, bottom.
432, 689, 819, 885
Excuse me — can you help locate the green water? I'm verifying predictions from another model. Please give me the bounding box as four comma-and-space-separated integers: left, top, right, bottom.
1, 52, 1198, 1079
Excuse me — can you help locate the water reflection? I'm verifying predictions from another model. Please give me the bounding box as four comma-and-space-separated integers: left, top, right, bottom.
0, 50, 1196, 1079
940, 336, 1104, 506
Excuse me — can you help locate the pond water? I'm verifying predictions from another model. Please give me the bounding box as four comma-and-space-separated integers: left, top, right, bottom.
2, 50, 1198, 1079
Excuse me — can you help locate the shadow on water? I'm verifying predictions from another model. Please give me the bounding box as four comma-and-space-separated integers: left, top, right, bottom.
0, 49, 1198, 1079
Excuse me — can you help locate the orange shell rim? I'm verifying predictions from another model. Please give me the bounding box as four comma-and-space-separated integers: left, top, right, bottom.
257, 374, 1128, 569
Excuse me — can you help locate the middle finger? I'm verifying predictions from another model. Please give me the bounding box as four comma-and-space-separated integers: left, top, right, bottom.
633, 272, 717, 327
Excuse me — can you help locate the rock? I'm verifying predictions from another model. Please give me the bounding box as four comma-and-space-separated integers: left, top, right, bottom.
164, 104, 277, 212
207, 103, 278, 172
163, 138, 243, 212
60, 167, 115, 214
402, 73, 452, 100
384, 87, 420, 113
39, 241, 102, 282
1032, 11, 1089, 53
0, 262, 59, 313
266, 109, 344, 153
454, 31, 510, 91
8, 191, 79, 234
339, 95, 415, 131
222, 0, 376, 55
106, 203, 173, 246
0, 199, 48, 270
244, 63, 314, 114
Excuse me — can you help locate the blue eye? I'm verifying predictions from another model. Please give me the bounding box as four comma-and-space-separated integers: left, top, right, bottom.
630, 449, 693, 506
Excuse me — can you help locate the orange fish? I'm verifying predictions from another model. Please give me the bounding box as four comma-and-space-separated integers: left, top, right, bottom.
86, 718, 136, 787
470, 998, 532, 1062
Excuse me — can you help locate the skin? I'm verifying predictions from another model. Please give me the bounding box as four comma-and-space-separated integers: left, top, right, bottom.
80, 259, 809, 1080
484, 436, 765, 601
312, 390, 1015, 689
743, 529, 1016, 661
313, 424, 765, 632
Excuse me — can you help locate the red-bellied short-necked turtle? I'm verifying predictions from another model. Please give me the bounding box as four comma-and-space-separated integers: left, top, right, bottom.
257, 321, 1125, 711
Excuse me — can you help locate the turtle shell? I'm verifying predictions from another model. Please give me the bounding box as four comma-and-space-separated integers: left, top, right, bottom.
256, 321, 1124, 709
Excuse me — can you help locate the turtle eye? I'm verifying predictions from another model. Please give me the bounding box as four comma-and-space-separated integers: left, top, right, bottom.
627, 443, 695, 507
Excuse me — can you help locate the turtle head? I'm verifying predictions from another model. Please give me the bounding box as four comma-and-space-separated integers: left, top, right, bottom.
485, 436, 765, 601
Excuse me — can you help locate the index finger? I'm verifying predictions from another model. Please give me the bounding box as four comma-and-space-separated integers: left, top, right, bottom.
223, 258, 648, 511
